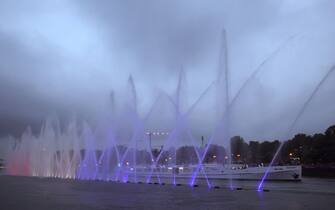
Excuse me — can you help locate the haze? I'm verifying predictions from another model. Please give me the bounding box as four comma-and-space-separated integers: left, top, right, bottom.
1, 0, 335, 144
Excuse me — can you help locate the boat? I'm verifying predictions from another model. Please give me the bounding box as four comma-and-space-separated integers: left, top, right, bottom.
124, 163, 302, 181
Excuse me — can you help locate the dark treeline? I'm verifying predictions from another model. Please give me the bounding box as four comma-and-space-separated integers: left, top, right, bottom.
211, 125, 335, 166
162, 125, 335, 166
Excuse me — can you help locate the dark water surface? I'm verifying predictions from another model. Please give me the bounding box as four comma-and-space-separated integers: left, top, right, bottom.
0, 175, 334, 210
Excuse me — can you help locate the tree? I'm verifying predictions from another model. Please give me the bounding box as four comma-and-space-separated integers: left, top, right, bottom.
203, 144, 226, 163
231, 136, 248, 162
259, 140, 280, 164
248, 141, 260, 164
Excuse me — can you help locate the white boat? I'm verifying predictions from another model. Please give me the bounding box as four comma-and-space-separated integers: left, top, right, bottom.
125, 163, 302, 181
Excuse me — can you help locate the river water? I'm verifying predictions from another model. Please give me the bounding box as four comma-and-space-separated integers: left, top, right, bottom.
0, 175, 334, 210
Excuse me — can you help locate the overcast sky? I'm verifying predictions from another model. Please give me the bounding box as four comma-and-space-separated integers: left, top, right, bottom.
0, 0, 335, 143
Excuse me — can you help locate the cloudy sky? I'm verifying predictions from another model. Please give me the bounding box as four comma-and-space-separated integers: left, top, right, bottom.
0, 0, 335, 144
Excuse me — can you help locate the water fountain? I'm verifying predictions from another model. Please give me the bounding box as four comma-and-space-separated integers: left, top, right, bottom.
257, 65, 335, 191
5, 29, 331, 191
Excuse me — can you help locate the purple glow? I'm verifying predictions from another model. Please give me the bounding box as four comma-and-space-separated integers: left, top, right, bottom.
257, 141, 284, 191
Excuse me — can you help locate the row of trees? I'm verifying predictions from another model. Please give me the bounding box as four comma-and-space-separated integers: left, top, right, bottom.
160, 125, 335, 165
123, 125, 335, 165
228, 125, 335, 165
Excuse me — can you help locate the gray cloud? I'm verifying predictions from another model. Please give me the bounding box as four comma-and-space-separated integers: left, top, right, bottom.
0, 0, 335, 142
73, 0, 284, 73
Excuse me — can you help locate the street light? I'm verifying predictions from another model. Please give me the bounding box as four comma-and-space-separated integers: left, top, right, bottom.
146, 131, 169, 151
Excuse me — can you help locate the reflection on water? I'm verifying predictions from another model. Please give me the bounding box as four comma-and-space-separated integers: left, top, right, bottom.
108, 175, 335, 194
0, 175, 334, 210
1, 172, 334, 194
